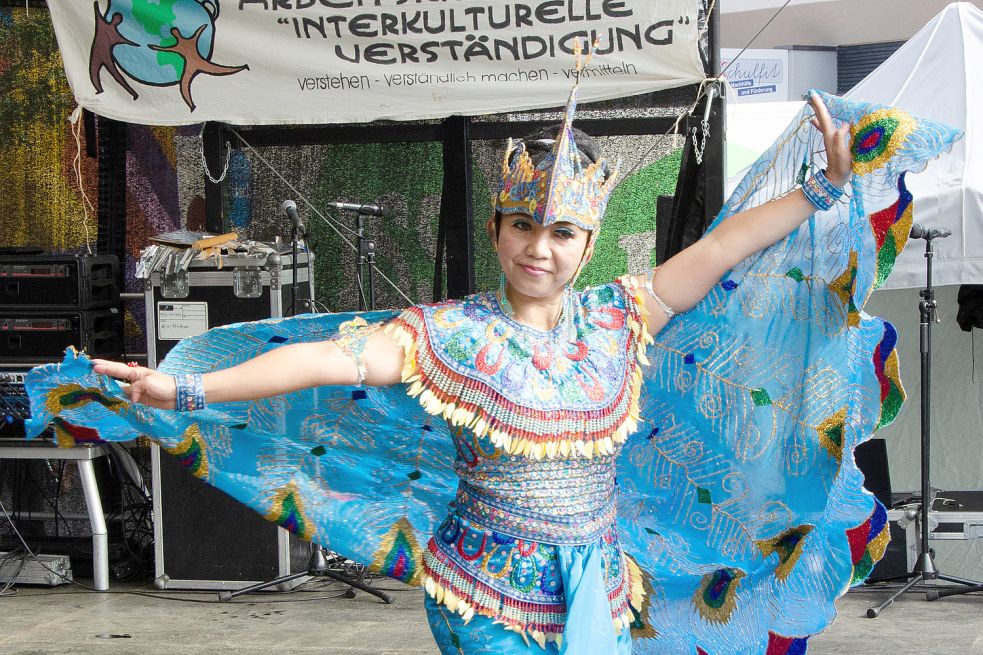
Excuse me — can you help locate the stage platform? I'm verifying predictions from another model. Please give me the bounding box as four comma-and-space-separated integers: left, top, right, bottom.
0, 577, 980, 653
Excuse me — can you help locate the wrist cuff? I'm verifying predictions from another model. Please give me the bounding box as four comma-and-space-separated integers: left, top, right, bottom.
175, 374, 206, 412
802, 169, 845, 211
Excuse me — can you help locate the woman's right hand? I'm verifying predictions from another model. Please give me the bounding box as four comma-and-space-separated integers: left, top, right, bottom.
91, 359, 178, 410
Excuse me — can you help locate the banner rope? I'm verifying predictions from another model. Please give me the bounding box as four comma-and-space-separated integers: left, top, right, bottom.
68, 106, 94, 255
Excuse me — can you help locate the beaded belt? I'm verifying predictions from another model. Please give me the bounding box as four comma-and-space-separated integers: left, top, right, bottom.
453, 448, 619, 545
453, 482, 617, 546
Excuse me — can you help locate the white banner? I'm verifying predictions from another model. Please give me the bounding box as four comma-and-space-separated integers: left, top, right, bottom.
48, 0, 705, 126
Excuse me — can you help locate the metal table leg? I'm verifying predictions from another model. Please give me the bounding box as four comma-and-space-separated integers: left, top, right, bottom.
77, 459, 109, 591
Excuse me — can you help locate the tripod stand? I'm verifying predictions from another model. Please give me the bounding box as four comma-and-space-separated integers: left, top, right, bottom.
218, 542, 393, 603
867, 226, 982, 617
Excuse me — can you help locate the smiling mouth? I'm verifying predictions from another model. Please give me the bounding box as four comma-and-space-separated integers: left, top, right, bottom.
519, 264, 549, 275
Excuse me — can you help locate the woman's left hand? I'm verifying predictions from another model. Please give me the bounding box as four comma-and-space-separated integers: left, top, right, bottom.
809, 91, 852, 188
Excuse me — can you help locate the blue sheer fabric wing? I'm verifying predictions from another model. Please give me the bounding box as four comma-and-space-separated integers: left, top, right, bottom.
25, 311, 457, 586
617, 92, 961, 653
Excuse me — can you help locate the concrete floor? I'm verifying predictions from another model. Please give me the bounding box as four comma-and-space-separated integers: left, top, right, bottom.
1, 576, 982, 654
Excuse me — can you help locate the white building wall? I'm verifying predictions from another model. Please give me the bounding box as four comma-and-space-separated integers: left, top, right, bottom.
786, 48, 838, 97
721, 47, 837, 101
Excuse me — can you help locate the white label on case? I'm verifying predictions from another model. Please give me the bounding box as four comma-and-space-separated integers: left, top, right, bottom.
157, 302, 209, 340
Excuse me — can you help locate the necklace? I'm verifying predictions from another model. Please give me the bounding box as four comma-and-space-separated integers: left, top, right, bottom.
496, 275, 579, 341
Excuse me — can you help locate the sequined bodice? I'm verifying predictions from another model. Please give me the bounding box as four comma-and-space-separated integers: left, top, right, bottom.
386, 279, 651, 460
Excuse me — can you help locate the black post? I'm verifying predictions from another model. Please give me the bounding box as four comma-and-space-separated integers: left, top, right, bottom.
440, 116, 475, 299
203, 122, 227, 234
704, 0, 725, 225
662, 2, 725, 262
83, 110, 98, 159
96, 116, 127, 279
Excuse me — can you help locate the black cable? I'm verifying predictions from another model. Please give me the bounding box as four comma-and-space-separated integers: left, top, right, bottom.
2, 587, 357, 603
849, 583, 983, 595
0, 546, 27, 597
118, 449, 153, 577
3, 578, 420, 603
101, 445, 153, 579
0, 494, 77, 591
718, 0, 794, 80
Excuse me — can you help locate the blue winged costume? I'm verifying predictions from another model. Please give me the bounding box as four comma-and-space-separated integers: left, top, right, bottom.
26, 93, 959, 654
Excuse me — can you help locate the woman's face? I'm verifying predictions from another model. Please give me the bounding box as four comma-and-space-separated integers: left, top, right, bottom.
493, 213, 591, 301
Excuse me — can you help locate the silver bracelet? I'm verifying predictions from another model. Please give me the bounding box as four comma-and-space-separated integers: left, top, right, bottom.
646, 271, 676, 318
330, 318, 380, 387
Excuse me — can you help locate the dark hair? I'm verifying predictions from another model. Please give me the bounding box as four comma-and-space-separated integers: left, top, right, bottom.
493, 126, 604, 237
518, 125, 602, 167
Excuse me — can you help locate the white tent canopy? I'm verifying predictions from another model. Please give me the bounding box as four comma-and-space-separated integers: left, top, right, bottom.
846, 1, 983, 289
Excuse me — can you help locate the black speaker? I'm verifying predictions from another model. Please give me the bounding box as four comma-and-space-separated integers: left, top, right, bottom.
0, 254, 120, 310
0, 309, 122, 363
143, 249, 314, 589
855, 438, 892, 507
152, 447, 309, 590
854, 438, 910, 582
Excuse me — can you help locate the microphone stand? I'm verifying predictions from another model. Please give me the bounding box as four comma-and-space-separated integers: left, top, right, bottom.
867, 229, 982, 617
218, 542, 392, 603
355, 214, 376, 311
290, 212, 304, 315
279, 199, 311, 316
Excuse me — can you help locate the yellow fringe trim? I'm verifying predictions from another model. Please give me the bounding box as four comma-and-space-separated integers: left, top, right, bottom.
423, 574, 479, 627
424, 563, 640, 643
384, 286, 654, 461
626, 553, 647, 614
422, 575, 575, 647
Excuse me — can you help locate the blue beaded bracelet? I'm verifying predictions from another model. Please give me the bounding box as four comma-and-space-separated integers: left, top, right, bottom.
175, 374, 206, 412
814, 168, 843, 197
802, 169, 844, 211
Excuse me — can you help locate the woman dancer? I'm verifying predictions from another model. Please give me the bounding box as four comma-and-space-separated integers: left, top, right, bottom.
27, 87, 959, 654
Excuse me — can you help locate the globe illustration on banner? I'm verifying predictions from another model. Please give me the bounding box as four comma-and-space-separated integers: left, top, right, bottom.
90, 0, 248, 111
106, 0, 217, 86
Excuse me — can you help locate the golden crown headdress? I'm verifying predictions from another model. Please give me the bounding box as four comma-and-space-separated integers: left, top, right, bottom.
494, 43, 620, 232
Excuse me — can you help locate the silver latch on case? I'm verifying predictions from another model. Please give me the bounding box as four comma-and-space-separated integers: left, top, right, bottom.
161, 270, 189, 298
233, 267, 262, 298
